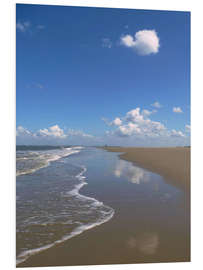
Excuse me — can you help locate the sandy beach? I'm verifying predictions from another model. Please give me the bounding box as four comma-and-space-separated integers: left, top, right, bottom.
103, 147, 190, 192
17, 147, 190, 267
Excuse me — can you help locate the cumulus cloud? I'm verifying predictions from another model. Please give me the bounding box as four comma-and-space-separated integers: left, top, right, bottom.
121, 35, 135, 47
170, 129, 185, 137
120, 30, 160, 55
16, 21, 31, 32
103, 107, 188, 143
16, 125, 96, 145
16, 126, 32, 136
107, 107, 166, 138
102, 38, 112, 48
38, 125, 67, 138
116, 122, 141, 137
111, 117, 122, 126
125, 108, 144, 123
151, 101, 162, 108
173, 107, 183, 113
101, 117, 122, 126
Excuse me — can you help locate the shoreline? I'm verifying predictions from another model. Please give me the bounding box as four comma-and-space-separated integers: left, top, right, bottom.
17, 147, 190, 267
102, 147, 190, 192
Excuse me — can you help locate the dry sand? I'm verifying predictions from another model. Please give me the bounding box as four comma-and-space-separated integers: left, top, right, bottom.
103, 147, 190, 192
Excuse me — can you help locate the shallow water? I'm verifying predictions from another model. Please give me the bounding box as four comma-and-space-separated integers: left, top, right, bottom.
16, 147, 114, 264
16, 147, 190, 265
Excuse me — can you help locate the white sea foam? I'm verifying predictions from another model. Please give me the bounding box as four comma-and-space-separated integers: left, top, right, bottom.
16, 147, 81, 176
16, 164, 115, 266
16, 208, 114, 266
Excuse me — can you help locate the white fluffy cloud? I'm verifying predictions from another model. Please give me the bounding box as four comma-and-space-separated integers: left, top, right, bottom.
16, 126, 32, 136
151, 101, 162, 108
173, 107, 183, 113
16, 125, 95, 145
109, 108, 166, 138
102, 117, 122, 126
170, 129, 185, 137
116, 122, 141, 137
121, 35, 135, 47
121, 30, 160, 55
104, 107, 187, 141
111, 117, 122, 126
38, 125, 67, 138
125, 108, 144, 123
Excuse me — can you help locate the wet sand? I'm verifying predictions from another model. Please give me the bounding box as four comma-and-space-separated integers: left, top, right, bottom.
17, 148, 190, 267
103, 147, 190, 192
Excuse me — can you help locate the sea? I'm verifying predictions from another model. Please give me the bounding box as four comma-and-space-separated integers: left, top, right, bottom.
16, 146, 114, 265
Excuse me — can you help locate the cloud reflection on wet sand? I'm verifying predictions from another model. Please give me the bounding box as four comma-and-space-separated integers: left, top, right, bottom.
127, 232, 159, 255
114, 160, 149, 184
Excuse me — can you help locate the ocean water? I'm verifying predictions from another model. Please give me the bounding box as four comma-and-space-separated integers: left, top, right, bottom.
16, 146, 114, 265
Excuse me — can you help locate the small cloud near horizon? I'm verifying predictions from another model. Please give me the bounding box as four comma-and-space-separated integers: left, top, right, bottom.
151, 101, 162, 108
173, 107, 183, 113
16, 125, 96, 145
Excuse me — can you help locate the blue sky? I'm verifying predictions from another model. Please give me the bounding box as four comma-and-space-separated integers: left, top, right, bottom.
16, 4, 190, 146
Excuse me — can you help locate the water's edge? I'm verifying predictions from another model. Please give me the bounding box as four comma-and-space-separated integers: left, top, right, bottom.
16, 148, 115, 265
